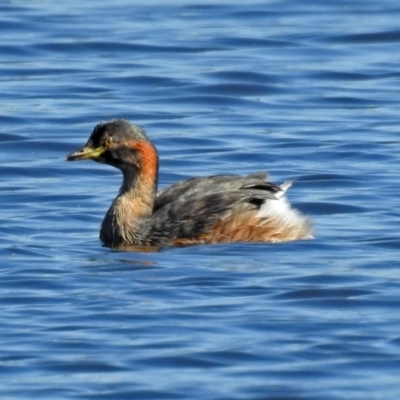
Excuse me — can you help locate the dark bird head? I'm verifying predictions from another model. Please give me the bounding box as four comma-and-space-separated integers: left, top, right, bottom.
65, 120, 157, 173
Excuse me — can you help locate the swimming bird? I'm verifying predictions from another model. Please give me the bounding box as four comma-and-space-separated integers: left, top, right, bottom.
66, 120, 312, 248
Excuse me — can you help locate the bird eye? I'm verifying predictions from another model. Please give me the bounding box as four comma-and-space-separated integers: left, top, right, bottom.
104, 136, 114, 148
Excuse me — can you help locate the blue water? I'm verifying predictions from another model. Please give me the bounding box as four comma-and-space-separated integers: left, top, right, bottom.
1, 1, 400, 399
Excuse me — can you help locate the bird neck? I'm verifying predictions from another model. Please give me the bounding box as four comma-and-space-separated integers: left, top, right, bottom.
119, 162, 158, 215
100, 141, 159, 246
118, 140, 159, 217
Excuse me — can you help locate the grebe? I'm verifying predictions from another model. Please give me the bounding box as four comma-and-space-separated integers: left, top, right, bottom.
66, 120, 312, 248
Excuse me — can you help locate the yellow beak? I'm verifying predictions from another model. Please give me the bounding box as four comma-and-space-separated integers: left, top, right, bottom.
65, 145, 105, 161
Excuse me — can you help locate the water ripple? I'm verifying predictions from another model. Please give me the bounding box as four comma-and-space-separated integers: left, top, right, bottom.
1, 1, 400, 400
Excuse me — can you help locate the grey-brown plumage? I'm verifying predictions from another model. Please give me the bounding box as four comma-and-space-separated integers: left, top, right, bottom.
66, 120, 313, 248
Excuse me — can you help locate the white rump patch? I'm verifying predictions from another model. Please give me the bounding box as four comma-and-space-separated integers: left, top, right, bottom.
256, 181, 307, 228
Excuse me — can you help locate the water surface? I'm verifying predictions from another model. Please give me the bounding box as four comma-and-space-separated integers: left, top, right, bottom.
1, 1, 400, 399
